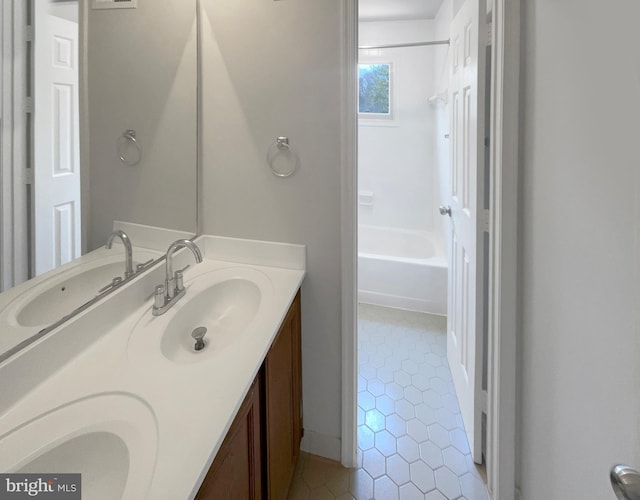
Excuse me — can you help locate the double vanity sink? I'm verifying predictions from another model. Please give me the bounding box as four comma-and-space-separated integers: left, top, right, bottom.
0, 234, 306, 499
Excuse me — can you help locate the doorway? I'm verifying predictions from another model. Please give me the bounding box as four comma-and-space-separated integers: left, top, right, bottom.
353, 0, 491, 498
343, 1, 520, 499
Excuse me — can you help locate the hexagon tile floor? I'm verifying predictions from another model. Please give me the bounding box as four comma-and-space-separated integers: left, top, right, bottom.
287, 304, 489, 500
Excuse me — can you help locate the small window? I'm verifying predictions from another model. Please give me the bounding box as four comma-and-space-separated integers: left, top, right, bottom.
358, 63, 392, 117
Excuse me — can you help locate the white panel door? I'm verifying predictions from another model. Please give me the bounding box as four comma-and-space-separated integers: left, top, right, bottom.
34, 2, 81, 275
446, 0, 486, 463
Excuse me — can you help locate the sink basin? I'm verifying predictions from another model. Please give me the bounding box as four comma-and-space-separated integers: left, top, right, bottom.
162, 278, 261, 363
0, 394, 158, 500
129, 267, 273, 364
9, 252, 158, 328
18, 432, 129, 498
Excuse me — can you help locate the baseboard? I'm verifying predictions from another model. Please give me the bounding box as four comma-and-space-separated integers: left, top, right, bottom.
300, 430, 341, 462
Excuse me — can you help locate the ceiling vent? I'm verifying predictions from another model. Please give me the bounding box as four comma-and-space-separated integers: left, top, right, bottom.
92, 0, 137, 10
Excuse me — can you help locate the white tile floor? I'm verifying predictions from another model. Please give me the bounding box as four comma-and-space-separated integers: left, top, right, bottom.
288, 304, 489, 500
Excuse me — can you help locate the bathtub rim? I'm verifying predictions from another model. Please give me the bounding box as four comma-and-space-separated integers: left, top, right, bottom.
357, 224, 448, 264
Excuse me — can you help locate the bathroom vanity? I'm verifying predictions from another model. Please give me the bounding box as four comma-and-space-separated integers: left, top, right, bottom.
0, 235, 306, 500
195, 292, 302, 500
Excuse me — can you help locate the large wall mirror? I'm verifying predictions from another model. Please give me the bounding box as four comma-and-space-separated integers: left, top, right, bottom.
85, 0, 198, 251
0, 0, 198, 330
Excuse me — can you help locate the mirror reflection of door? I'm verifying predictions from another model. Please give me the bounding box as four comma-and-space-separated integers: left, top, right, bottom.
0, 0, 81, 289
33, 0, 81, 276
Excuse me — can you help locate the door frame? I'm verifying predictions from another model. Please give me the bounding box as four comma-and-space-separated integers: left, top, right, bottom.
340, 0, 358, 472
0, 0, 30, 291
485, 1, 520, 498
339, 1, 521, 499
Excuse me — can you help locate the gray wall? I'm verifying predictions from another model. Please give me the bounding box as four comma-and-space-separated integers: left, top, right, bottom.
200, 0, 344, 458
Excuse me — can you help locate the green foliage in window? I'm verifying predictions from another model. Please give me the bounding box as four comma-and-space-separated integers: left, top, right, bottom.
359, 64, 390, 115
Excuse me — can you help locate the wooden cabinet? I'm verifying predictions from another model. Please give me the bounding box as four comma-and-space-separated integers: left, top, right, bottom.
264, 291, 302, 500
195, 376, 262, 500
196, 291, 302, 500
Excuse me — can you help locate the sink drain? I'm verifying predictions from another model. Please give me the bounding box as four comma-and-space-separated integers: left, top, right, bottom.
191, 326, 207, 351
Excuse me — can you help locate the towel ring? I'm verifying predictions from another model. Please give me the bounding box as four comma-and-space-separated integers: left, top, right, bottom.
118, 129, 142, 166
266, 136, 299, 178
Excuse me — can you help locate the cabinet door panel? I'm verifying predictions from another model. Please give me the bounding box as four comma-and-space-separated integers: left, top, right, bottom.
265, 292, 302, 500
196, 378, 262, 500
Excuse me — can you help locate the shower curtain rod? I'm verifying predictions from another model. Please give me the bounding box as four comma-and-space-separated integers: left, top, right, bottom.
358, 39, 450, 50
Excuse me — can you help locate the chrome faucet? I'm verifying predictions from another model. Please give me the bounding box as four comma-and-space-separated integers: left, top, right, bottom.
152, 239, 203, 316
106, 230, 134, 279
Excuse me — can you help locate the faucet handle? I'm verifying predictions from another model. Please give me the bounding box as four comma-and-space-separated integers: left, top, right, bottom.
98, 276, 123, 294
153, 284, 166, 310
174, 265, 190, 293
136, 258, 155, 272
175, 270, 185, 293
176, 264, 190, 275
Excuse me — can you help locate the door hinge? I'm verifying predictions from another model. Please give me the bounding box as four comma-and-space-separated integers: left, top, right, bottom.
486, 23, 492, 46
481, 390, 488, 414
24, 97, 33, 114
25, 26, 34, 43
482, 209, 490, 232
25, 168, 33, 185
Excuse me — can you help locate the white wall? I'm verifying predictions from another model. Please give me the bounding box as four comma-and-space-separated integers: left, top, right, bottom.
358, 20, 446, 236
87, 0, 197, 250
200, 0, 344, 459
433, 0, 452, 244
518, 0, 640, 498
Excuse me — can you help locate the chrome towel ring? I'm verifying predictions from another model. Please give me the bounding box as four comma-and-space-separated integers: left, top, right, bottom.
118, 129, 142, 166
267, 136, 299, 177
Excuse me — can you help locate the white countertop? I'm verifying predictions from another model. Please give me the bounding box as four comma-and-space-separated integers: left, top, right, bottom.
0, 235, 305, 499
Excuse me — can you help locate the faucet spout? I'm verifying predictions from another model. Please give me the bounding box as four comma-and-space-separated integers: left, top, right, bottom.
106, 230, 134, 278
152, 239, 203, 316
165, 239, 203, 296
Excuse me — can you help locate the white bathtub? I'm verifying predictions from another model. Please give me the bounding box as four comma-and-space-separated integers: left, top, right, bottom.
358, 225, 448, 316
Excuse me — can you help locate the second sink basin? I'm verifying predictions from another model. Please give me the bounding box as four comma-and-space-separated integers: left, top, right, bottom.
8, 252, 158, 328
0, 393, 158, 500
15, 262, 132, 327
128, 266, 274, 364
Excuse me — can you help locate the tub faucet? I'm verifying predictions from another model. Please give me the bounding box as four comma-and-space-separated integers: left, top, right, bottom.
153, 239, 203, 316
106, 230, 134, 279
